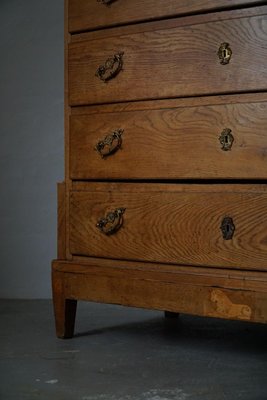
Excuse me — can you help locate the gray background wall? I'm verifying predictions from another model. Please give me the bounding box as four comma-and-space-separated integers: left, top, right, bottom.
0, 0, 64, 298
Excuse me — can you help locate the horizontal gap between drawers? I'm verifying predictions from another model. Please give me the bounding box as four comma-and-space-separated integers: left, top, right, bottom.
71, 179, 267, 185
69, 89, 267, 110
69, 1, 267, 35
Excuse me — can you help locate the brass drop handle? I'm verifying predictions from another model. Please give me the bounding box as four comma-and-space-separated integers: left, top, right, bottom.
218, 43, 232, 65
95, 129, 123, 158
220, 217, 235, 240
97, 0, 116, 5
219, 128, 234, 151
96, 208, 126, 235
96, 52, 124, 83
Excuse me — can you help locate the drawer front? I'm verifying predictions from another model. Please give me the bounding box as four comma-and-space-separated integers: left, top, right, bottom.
69, 183, 267, 271
70, 101, 267, 179
69, 13, 267, 106
68, 0, 264, 33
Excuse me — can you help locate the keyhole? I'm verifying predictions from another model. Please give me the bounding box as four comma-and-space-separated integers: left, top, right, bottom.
219, 128, 233, 151
218, 43, 232, 65
221, 216, 235, 240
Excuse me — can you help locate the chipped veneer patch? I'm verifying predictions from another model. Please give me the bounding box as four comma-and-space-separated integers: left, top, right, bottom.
210, 288, 252, 320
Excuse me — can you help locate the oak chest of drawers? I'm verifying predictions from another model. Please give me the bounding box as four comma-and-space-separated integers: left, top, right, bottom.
52, 0, 267, 338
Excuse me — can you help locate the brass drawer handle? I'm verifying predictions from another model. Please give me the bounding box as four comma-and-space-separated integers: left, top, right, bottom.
95, 129, 123, 158
219, 128, 234, 151
96, 52, 124, 83
218, 43, 232, 65
96, 208, 126, 235
220, 217, 235, 240
97, 0, 116, 5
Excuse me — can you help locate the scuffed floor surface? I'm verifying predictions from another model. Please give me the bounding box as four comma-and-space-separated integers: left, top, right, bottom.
0, 300, 267, 400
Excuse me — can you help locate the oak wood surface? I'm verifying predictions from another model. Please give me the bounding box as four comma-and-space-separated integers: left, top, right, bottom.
52, 1, 267, 337
57, 183, 66, 259
72, 181, 267, 193
57, 256, 267, 293
69, 183, 267, 270
52, 260, 267, 335
65, 0, 71, 257
70, 92, 267, 116
68, 0, 266, 33
71, 6, 267, 43
70, 101, 267, 179
69, 12, 267, 105
65, 0, 73, 260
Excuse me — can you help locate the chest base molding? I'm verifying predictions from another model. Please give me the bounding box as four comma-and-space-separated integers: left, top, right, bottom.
52, 258, 267, 338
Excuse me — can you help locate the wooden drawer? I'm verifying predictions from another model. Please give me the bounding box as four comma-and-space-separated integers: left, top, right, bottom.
70, 98, 267, 180
69, 8, 267, 106
68, 0, 265, 33
69, 183, 267, 271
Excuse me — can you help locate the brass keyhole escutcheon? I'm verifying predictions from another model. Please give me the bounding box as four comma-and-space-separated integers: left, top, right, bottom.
219, 128, 234, 151
218, 43, 232, 65
220, 217, 235, 240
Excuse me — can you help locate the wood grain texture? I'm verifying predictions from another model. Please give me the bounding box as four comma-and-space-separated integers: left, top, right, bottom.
69, 12, 267, 106
54, 256, 267, 293
68, 0, 266, 33
72, 182, 267, 195
70, 101, 267, 179
64, 0, 73, 260
52, 1, 267, 336
52, 260, 267, 333
70, 92, 267, 115
71, 6, 267, 43
65, 0, 70, 184
57, 183, 66, 259
69, 183, 267, 270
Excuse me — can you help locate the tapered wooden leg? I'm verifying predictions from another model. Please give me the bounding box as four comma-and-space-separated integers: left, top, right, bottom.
54, 297, 77, 339
164, 311, 180, 319
52, 268, 77, 338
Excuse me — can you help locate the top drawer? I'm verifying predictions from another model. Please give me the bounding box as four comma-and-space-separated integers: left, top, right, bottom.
69, 8, 267, 106
68, 0, 266, 33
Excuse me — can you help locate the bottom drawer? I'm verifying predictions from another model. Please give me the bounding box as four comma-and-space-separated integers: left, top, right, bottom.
70, 183, 267, 271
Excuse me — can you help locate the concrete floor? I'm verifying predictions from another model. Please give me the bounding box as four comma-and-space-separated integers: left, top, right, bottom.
1, 300, 267, 400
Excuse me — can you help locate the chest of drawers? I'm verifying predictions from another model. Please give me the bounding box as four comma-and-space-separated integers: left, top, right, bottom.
52, 0, 267, 338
